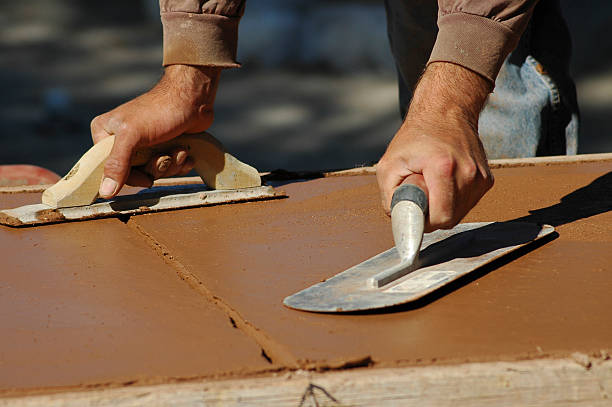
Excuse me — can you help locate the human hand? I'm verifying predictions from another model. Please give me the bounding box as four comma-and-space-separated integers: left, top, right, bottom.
376, 62, 494, 232
90, 64, 221, 198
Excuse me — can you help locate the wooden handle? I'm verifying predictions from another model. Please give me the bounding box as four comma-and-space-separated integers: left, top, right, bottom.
42, 132, 261, 208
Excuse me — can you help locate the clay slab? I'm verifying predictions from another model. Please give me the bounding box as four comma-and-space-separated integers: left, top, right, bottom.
131, 162, 612, 367
0, 212, 270, 394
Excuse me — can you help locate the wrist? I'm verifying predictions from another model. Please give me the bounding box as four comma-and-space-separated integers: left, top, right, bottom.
161, 64, 221, 105
407, 62, 492, 126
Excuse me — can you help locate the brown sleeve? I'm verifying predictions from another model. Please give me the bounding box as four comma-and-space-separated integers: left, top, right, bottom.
160, 0, 245, 68
428, 0, 539, 84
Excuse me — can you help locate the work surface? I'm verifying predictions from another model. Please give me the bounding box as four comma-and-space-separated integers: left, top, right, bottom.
1, 159, 611, 399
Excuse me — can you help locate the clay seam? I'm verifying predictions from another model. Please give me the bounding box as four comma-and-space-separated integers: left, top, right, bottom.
125, 219, 299, 369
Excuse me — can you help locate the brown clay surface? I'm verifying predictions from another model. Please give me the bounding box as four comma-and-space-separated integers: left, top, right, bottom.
1, 161, 611, 395
0, 215, 270, 394
0, 191, 42, 208
132, 162, 612, 367
0, 185, 145, 211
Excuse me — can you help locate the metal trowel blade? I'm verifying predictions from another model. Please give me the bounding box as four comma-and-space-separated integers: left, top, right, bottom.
0, 184, 281, 227
283, 222, 555, 313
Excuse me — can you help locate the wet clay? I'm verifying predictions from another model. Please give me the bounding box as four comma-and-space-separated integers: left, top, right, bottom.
0, 218, 270, 395
0, 186, 147, 212
131, 162, 612, 368
1, 161, 611, 396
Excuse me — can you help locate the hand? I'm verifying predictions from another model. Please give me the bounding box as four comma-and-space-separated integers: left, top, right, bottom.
90, 64, 221, 198
376, 62, 494, 232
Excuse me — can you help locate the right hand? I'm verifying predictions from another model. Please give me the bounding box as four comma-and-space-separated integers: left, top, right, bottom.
376, 62, 495, 232
90, 64, 221, 198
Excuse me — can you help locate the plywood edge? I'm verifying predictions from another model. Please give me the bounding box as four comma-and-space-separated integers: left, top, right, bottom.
266, 152, 612, 180
488, 152, 612, 168
2, 153, 611, 194
3, 355, 611, 406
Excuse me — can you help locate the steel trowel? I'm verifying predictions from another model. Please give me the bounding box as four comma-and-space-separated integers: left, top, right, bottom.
284, 175, 554, 313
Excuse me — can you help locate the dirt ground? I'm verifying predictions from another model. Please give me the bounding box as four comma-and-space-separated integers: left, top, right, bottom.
0, 1, 610, 176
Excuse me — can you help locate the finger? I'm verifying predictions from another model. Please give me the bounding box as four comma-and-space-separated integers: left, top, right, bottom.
175, 157, 195, 176
422, 159, 458, 232
99, 133, 137, 199
125, 168, 154, 188
90, 115, 112, 144
143, 154, 172, 179
398, 173, 429, 196
375, 159, 415, 216
159, 148, 190, 178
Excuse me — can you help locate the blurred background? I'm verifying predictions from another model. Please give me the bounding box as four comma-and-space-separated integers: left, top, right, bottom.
0, 0, 611, 176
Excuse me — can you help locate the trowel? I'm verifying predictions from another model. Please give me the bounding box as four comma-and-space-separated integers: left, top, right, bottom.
0, 132, 281, 227
284, 175, 554, 312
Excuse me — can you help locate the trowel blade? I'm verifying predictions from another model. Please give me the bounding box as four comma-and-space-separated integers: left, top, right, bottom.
283, 222, 555, 313
0, 184, 281, 227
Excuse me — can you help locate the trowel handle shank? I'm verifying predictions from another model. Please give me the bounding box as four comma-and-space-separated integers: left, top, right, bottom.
387, 174, 429, 274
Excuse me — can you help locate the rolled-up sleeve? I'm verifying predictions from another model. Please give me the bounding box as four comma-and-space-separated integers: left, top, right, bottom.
160, 0, 245, 68
428, 0, 539, 84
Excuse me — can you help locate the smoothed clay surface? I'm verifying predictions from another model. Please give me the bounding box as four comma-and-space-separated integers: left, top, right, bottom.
1, 162, 611, 395
0, 218, 269, 394
132, 162, 612, 366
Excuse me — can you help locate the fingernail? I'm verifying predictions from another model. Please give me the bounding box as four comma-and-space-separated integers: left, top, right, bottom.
176, 151, 187, 166
99, 177, 118, 197
157, 156, 171, 173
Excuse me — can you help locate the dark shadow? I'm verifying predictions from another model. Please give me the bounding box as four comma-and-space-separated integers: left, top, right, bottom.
336, 170, 612, 315
105, 184, 209, 211
417, 221, 543, 269
340, 232, 558, 316
514, 171, 612, 227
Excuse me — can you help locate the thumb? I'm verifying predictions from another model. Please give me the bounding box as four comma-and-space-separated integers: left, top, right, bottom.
99, 134, 136, 199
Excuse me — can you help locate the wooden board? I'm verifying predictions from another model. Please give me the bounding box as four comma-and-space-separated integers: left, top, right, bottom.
2, 355, 610, 406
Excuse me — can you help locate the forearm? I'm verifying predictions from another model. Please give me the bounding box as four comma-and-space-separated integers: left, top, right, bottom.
160, 0, 246, 67
406, 62, 491, 132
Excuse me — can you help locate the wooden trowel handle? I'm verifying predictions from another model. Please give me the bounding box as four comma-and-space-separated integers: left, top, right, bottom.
42, 132, 261, 209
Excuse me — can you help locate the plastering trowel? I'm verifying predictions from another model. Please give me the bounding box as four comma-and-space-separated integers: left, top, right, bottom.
0, 132, 281, 227
284, 176, 554, 312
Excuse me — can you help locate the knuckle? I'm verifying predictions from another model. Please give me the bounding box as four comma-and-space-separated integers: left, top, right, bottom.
461, 160, 478, 181
197, 107, 215, 128
90, 116, 101, 131
430, 206, 458, 230
434, 154, 456, 178
90, 116, 104, 140
375, 159, 388, 177
436, 215, 458, 230
104, 157, 125, 176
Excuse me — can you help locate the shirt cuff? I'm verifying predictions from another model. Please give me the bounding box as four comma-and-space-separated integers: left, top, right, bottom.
161, 11, 241, 68
428, 12, 521, 84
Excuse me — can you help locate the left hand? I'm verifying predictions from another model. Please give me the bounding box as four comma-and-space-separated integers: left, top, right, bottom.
90, 64, 221, 198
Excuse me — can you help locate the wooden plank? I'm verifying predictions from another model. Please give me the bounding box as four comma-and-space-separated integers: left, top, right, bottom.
2, 355, 610, 406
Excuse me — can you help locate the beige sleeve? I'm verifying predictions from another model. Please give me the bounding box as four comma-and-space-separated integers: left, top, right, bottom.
428, 0, 539, 84
160, 0, 245, 68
